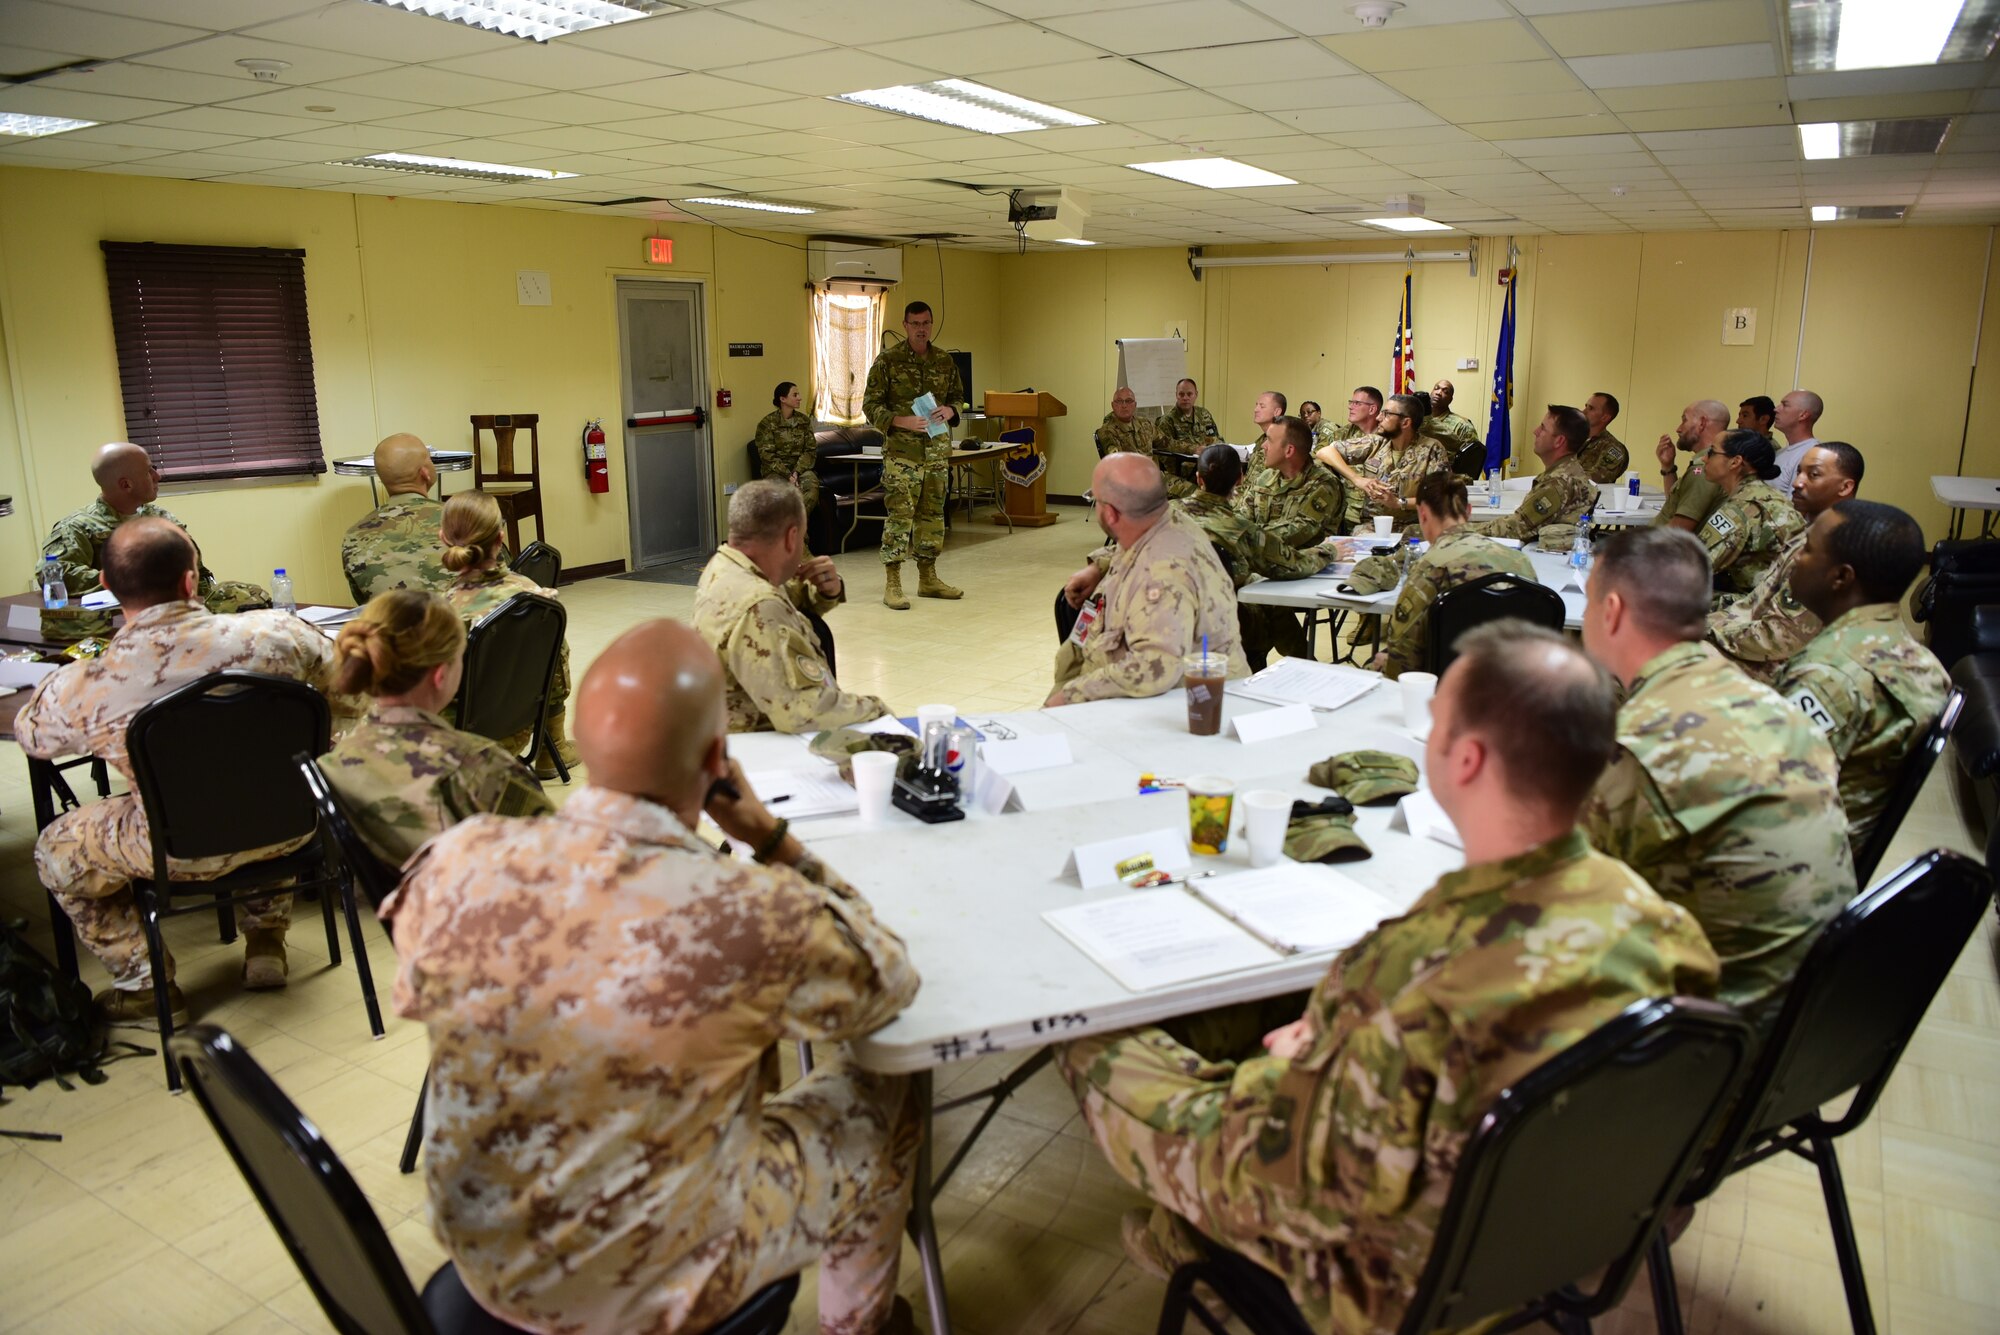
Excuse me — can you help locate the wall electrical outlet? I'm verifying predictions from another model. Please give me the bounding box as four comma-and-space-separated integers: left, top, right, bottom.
723, 482, 738, 494
1458, 357, 1479, 371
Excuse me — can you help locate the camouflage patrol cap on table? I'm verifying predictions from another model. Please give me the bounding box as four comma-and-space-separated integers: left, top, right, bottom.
1538, 523, 1580, 551
1283, 795, 1371, 861
1308, 750, 1419, 804
806, 727, 917, 782
1340, 554, 1403, 595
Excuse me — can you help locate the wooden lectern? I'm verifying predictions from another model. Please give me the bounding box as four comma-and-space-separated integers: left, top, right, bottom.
985, 390, 1065, 527
469, 413, 544, 553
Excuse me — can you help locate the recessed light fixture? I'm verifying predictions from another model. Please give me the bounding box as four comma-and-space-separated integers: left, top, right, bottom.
359, 0, 674, 42
1813, 204, 1908, 221
682, 196, 817, 215
1799, 118, 1953, 159
0, 113, 97, 137
1790, 0, 2000, 73
834, 79, 1098, 135
1126, 158, 1296, 189
1053, 237, 1096, 245
1361, 216, 1454, 232
333, 152, 576, 181
1811, 205, 1838, 221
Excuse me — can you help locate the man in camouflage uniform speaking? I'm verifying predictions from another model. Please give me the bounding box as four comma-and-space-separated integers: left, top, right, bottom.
694, 479, 890, 734
383, 619, 922, 1335
1775, 499, 1949, 852
1051, 453, 1247, 705
1157, 377, 1220, 451
1580, 527, 1853, 1022
863, 299, 963, 611
1056, 622, 1718, 1333
20, 520, 339, 1026
36, 441, 269, 641
340, 433, 455, 604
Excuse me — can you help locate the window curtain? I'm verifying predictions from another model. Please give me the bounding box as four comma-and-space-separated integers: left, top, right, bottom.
810, 286, 885, 425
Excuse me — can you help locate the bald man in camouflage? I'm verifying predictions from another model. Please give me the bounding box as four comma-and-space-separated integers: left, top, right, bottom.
35, 442, 269, 640
341, 433, 459, 604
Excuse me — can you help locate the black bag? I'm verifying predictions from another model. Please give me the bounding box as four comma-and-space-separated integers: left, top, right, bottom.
0, 919, 112, 1092
1915, 540, 2000, 669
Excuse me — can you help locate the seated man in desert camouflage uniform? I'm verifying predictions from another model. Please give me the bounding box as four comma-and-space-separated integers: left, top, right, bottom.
1051, 453, 1247, 705
383, 619, 922, 1335
695, 479, 889, 734
36, 442, 268, 640
20, 520, 337, 1026
341, 433, 460, 604
1058, 622, 1718, 1332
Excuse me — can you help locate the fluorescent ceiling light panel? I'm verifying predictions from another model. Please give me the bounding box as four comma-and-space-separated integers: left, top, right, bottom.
360, 0, 673, 42
833, 80, 1098, 135
1053, 237, 1096, 245
336, 152, 576, 180
1789, 0, 2000, 73
0, 113, 97, 137
1126, 158, 1296, 189
682, 196, 816, 214
1817, 204, 1908, 220
1812, 205, 1837, 221
1800, 118, 1952, 159
1360, 216, 1454, 232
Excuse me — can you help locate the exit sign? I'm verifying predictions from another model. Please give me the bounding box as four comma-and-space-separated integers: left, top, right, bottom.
646, 237, 673, 265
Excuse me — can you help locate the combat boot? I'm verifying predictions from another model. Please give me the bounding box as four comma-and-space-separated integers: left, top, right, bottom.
242, 929, 289, 990
533, 708, 580, 781
95, 983, 188, 1030
916, 559, 962, 599
883, 563, 910, 610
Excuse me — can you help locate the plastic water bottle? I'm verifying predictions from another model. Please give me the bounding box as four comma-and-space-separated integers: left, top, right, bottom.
1570, 515, 1594, 572
1404, 534, 1420, 579
39, 555, 66, 611
271, 568, 295, 615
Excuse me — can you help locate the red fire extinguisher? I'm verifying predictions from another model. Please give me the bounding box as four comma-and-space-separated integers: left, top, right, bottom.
583, 419, 609, 494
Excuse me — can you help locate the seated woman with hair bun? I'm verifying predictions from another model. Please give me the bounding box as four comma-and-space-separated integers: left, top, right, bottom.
319, 588, 553, 867
438, 490, 577, 779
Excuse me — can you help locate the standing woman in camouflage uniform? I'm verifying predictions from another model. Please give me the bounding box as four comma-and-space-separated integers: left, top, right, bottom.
319, 589, 552, 868
1697, 429, 1806, 603
438, 491, 579, 779
754, 382, 819, 543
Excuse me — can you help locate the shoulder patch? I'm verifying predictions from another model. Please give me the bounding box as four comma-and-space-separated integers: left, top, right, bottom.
1705, 510, 1739, 538
795, 654, 826, 683
1787, 687, 1838, 734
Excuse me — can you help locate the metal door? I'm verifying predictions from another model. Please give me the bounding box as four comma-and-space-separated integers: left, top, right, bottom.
616, 280, 712, 567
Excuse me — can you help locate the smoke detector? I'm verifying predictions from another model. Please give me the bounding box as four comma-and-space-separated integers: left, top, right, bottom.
234, 58, 291, 82
1348, 1, 1404, 27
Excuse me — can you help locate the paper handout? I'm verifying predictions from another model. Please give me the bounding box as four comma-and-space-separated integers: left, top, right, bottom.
745, 768, 860, 819
912, 392, 949, 438
1043, 892, 1281, 992
1189, 865, 1399, 955
1227, 659, 1378, 712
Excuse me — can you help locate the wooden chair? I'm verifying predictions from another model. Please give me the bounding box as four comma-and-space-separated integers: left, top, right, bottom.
469, 414, 543, 554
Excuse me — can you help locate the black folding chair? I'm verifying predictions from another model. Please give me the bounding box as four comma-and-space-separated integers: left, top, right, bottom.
453, 593, 568, 784
171, 1026, 800, 1335
509, 541, 561, 590
1646, 849, 1994, 1335
297, 756, 430, 1174
1851, 688, 1963, 885
1450, 441, 1487, 478
1425, 571, 1567, 675
126, 671, 379, 1090
1155, 997, 1756, 1335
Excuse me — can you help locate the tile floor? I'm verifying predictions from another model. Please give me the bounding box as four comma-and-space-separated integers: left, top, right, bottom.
1, 509, 1996, 1335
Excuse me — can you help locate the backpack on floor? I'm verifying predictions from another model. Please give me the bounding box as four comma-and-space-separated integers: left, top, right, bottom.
0, 919, 113, 1092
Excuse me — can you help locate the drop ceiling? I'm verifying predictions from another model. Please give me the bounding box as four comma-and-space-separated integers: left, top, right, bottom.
1, 0, 1996, 248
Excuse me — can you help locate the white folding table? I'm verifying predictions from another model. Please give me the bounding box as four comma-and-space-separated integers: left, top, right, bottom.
1930, 475, 2000, 541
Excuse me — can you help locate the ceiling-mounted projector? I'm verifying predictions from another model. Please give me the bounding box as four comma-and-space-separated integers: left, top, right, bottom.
1010, 188, 1091, 242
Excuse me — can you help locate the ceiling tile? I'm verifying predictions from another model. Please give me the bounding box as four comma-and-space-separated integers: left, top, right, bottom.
1619, 106, 1791, 132
864, 23, 1105, 76
607, 112, 766, 141
1322, 18, 1547, 70
279, 122, 432, 151
1566, 44, 1777, 90
1462, 114, 1629, 139
58, 122, 245, 151
311, 66, 526, 108
0, 84, 180, 122
37, 61, 272, 106
130, 34, 394, 84
593, 73, 792, 112
427, 44, 676, 89
1068, 90, 1241, 121
1383, 61, 1579, 100
1787, 66, 1987, 101
1533, 0, 1772, 57
222, 136, 360, 163
1216, 74, 1413, 113
1789, 92, 1974, 122
473, 90, 672, 124
371, 107, 557, 137
1284, 104, 1443, 136
1423, 91, 1606, 122
1241, 0, 1511, 34
220, 86, 433, 123
563, 9, 830, 68
238, 4, 517, 63
1596, 78, 1785, 112
982, 58, 1181, 102
0, 2, 209, 60
1041, 1, 1290, 56
726, 0, 1000, 43
1138, 38, 1357, 85
720, 49, 933, 99
129, 104, 327, 137
1127, 112, 1296, 143
62, 0, 326, 25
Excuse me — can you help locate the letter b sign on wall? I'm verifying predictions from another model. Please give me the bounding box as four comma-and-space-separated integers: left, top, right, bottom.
1722, 307, 1757, 346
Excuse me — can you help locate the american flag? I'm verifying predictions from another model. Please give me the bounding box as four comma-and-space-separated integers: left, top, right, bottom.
1392, 264, 1415, 394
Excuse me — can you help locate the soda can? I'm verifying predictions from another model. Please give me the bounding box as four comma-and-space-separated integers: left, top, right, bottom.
920, 719, 951, 774
945, 725, 979, 781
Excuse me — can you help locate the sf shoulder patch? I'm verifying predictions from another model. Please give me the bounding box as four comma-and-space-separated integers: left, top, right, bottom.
1705, 510, 1740, 539
1788, 687, 1837, 734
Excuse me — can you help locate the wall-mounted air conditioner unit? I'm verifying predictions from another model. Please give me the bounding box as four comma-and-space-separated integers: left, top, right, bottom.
808, 240, 902, 288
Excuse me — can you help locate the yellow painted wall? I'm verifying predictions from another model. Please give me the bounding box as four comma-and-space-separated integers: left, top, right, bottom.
0, 165, 819, 605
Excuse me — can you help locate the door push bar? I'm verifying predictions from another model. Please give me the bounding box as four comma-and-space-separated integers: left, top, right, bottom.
627, 407, 708, 429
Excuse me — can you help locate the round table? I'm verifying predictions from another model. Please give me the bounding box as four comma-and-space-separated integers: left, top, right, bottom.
333, 450, 473, 505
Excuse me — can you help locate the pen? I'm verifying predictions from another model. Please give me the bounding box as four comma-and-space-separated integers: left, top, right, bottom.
767, 794, 792, 803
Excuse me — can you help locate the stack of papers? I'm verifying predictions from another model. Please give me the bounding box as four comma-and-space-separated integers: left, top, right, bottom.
1227, 659, 1379, 712
299, 606, 360, 627
744, 768, 860, 819
1191, 865, 1398, 955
